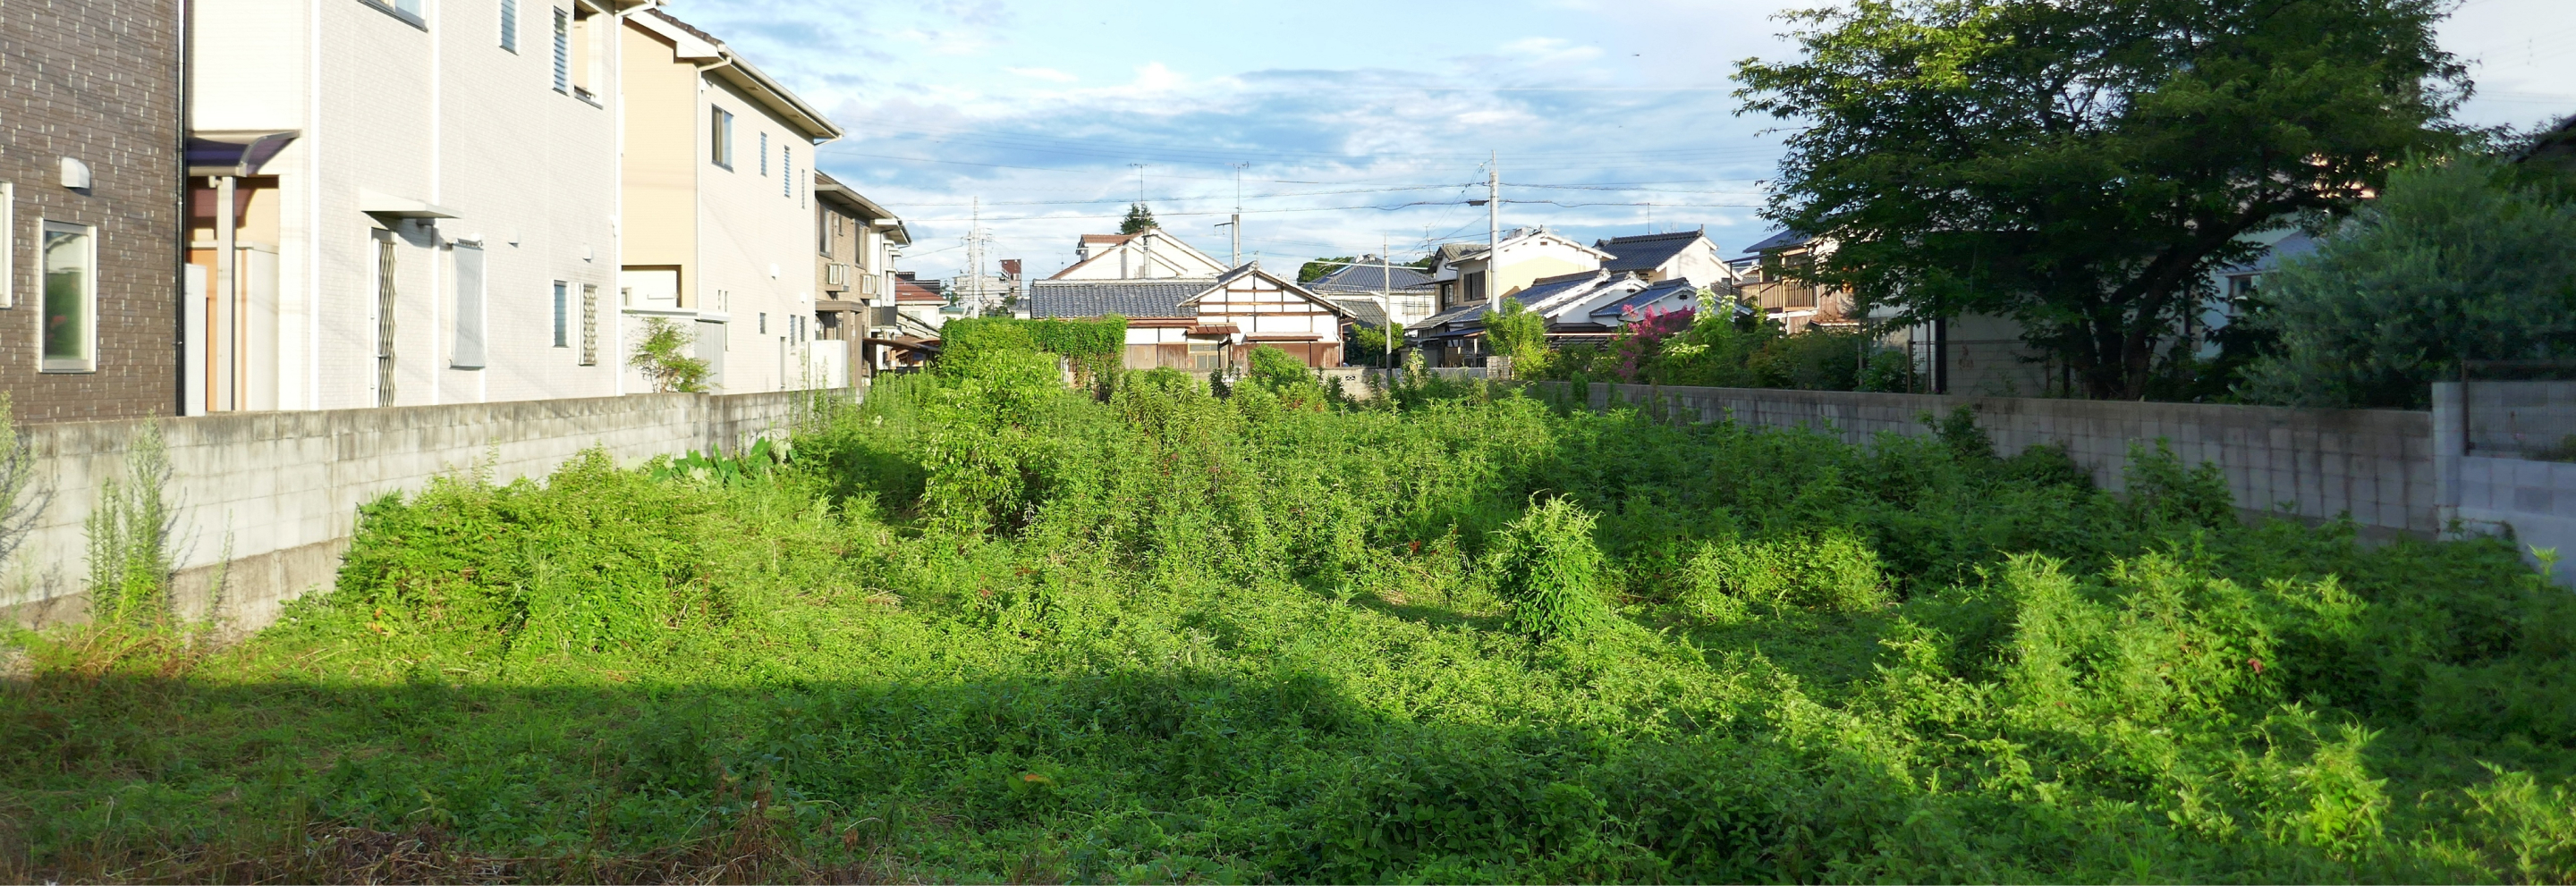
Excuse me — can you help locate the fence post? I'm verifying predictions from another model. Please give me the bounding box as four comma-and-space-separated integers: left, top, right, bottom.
2432, 381, 2465, 535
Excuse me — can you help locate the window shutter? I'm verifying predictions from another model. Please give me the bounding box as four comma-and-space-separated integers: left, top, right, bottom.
452, 244, 487, 368
500, 0, 516, 51
552, 8, 569, 93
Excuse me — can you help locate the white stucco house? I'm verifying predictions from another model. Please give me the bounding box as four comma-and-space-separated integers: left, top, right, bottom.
617, 8, 842, 393
186, 0, 645, 411
1046, 228, 1227, 281
1424, 227, 1613, 313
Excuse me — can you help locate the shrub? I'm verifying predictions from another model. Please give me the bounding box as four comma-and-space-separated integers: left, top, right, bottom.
1486, 496, 1606, 641
2237, 156, 2576, 409
630, 316, 710, 392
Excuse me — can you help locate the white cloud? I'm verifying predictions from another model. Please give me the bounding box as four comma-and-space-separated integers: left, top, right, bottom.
1004, 66, 1079, 83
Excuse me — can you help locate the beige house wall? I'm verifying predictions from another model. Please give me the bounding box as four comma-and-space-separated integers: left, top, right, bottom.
617, 22, 700, 309
615, 15, 830, 394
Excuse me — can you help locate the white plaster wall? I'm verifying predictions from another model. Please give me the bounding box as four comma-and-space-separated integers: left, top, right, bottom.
187, 0, 622, 412
694, 76, 820, 393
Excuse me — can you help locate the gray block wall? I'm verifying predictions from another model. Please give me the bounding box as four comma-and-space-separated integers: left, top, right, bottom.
0, 388, 855, 631
1587, 382, 2436, 536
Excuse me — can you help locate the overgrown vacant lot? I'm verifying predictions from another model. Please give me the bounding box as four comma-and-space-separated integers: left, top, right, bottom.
9, 352, 2576, 882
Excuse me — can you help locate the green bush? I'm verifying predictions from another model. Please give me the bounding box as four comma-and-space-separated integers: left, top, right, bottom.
2238, 156, 2576, 408
1486, 496, 1605, 640
941, 315, 1129, 382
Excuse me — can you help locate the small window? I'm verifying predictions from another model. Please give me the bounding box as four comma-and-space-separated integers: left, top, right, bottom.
551, 8, 569, 93
499, 0, 516, 51
758, 132, 769, 176
818, 208, 834, 256
552, 281, 569, 347
452, 243, 487, 368
758, 311, 768, 334
39, 221, 95, 372
783, 148, 793, 198
580, 284, 598, 366
710, 107, 733, 170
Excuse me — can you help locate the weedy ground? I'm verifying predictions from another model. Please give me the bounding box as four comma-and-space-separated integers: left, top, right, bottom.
7, 350, 2576, 883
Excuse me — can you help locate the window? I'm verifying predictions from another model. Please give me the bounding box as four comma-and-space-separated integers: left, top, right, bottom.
375, 231, 397, 405
452, 243, 487, 368
551, 8, 570, 93
758, 312, 768, 334
552, 281, 569, 347
758, 132, 768, 176
500, 0, 517, 51
39, 221, 94, 372
783, 148, 792, 198
818, 208, 835, 256
359, 0, 426, 29
710, 107, 733, 169
580, 284, 599, 365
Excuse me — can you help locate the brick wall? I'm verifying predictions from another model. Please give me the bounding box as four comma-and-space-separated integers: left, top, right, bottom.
0, 0, 183, 422
0, 386, 855, 632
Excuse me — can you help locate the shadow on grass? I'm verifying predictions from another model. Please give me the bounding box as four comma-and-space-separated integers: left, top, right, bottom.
0, 654, 2039, 885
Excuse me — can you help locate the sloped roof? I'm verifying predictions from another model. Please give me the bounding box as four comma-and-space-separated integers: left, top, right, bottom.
1596, 229, 1708, 274
894, 279, 945, 303
1335, 296, 1390, 329
1025, 279, 1213, 318
1304, 260, 1435, 292
1410, 301, 1487, 334
1597, 279, 1702, 321
1739, 229, 1814, 256
1511, 273, 1611, 313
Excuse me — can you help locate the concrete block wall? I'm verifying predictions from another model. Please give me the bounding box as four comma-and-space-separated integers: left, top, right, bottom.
2462, 381, 2576, 460
2436, 382, 2576, 586
1583, 383, 2436, 536
0, 387, 852, 631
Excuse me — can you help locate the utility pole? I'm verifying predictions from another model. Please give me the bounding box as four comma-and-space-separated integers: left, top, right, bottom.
1487, 152, 1500, 312
1383, 235, 1396, 370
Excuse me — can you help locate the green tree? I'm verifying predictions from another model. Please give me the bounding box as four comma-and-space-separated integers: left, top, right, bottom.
1486, 299, 1552, 378
1299, 257, 1356, 283
1118, 203, 1158, 235
1734, 0, 2468, 399
2236, 156, 2576, 409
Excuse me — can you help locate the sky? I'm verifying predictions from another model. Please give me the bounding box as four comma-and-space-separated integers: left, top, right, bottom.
657, 0, 2576, 285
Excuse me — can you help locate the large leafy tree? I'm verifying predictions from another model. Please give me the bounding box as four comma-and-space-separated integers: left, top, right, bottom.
1734, 0, 2468, 398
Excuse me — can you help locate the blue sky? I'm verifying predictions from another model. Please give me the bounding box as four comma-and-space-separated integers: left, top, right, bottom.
659, 0, 2576, 283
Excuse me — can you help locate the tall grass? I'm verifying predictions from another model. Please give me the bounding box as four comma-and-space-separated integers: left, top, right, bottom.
5, 347, 2575, 882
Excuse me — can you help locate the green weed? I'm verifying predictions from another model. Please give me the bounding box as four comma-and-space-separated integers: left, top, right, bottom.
4, 369, 2573, 882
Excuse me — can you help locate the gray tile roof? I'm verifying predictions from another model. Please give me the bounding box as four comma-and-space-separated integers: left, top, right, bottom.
1411, 302, 1487, 334
1025, 279, 1213, 319
1335, 296, 1390, 329
1740, 229, 1814, 256
1595, 229, 1707, 274
1305, 261, 1435, 292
